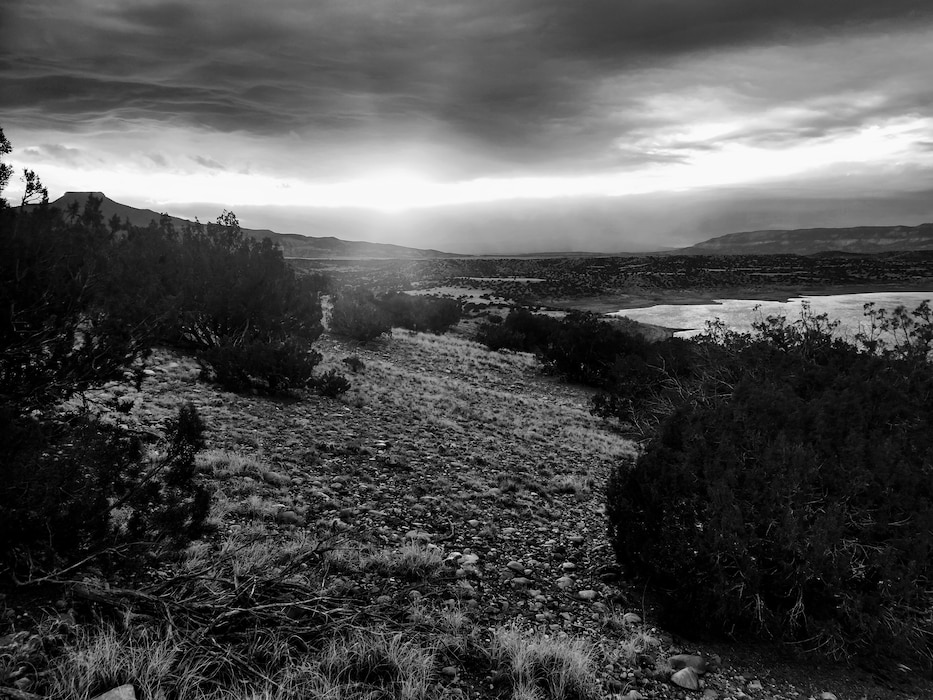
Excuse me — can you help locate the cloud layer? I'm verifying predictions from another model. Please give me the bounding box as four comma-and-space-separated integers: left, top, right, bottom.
3, 0, 933, 249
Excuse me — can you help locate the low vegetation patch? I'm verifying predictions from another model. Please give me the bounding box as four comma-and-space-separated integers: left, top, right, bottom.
330, 289, 394, 341
378, 291, 462, 334
490, 625, 598, 700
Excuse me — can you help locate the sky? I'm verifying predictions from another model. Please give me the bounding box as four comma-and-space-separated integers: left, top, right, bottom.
3, 0, 933, 253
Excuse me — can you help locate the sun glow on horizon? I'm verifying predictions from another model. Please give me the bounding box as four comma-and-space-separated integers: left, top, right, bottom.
6, 117, 932, 213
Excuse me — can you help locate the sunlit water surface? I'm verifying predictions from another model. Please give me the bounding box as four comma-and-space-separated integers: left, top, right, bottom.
613, 291, 933, 339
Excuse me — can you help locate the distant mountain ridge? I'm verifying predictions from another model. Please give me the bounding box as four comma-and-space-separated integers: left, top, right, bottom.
47, 192, 464, 259
681, 223, 933, 255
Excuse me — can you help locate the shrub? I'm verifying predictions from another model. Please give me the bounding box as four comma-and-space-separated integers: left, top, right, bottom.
329, 290, 392, 341
100, 211, 324, 359
476, 308, 559, 353
477, 309, 659, 389
1, 403, 209, 575
541, 312, 651, 386
0, 197, 145, 413
606, 305, 933, 666
591, 337, 700, 434
377, 292, 462, 333
315, 369, 351, 398
199, 337, 321, 395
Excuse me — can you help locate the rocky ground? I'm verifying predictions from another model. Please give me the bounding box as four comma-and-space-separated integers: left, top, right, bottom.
2, 327, 931, 699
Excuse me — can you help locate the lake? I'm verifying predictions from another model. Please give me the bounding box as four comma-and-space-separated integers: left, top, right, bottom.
612, 291, 933, 339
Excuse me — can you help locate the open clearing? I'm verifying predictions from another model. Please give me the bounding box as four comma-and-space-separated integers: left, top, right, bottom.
6, 327, 929, 699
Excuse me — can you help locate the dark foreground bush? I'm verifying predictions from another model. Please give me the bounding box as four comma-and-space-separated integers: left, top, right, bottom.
476, 308, 559, 352
607, 305, 933, 667
477, 309, 681, 392
1, 403, 210, 576
199, 337, 321, 395
329, 290, 392, 341
376, 292, 462, 333
315, 368, 351, 397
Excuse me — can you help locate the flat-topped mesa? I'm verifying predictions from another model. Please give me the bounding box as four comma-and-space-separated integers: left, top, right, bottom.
681, 223, 933, 255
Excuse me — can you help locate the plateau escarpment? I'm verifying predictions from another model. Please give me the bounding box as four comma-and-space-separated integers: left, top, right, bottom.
681, 223, 933, 255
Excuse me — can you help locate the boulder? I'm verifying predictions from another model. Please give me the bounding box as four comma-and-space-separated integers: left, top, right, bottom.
671, 666, 700, 690
669, 653, 720, 675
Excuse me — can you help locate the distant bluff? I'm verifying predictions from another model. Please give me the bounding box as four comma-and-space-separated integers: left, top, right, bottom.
681, 223, 933, 255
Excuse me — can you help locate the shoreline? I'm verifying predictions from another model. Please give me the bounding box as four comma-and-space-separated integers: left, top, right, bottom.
546, 282, 933, 314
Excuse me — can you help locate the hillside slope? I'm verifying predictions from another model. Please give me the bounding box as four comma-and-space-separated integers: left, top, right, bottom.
4, 328, 923, 699
682, 223, 933, 255
46, 192, 462, 259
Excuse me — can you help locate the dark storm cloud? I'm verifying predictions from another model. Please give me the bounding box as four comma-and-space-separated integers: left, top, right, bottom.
2, 0, 932, 173
543, 0, 933, 60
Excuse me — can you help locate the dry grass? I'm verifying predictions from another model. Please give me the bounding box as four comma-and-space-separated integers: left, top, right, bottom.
47, 625, 179, 700
547, 474, 595, 497
45, 623, 439, 700
198, 448, 268, 479
490, 625, 598, 700
335, 330, 631, 462
614, 629, 661, 667
365, 541, 445, 580
318, 628, 437, 700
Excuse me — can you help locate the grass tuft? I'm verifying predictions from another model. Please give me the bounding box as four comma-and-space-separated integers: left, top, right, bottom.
366, 541, 445, 580
47, 625, 179, 700
319, 628, 436, 700
490, 625, 598, 700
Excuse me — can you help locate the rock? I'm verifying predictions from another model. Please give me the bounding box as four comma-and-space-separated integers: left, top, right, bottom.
263, 471, 291, 486
440, 665, 458, 678
671, 667, 700, 691
91, 686, 137, 700
669, 653, 718, 675
560, 561, 577, 571
275, 510, 302, 525
820, 694, 837, 700
556, 576, 574, 590
577, 589, 598, 601
607, 678, 625, 692
596, 564, 622, 581
702, 690, 719, 699
624, 691, 646, 700
510, 577, 532, 589
506, 560, 525, 573
622, 612, 642, 626
748, 679, 763, 691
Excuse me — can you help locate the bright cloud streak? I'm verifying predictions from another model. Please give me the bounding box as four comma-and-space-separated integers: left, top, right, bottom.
10, 117, 929, 213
